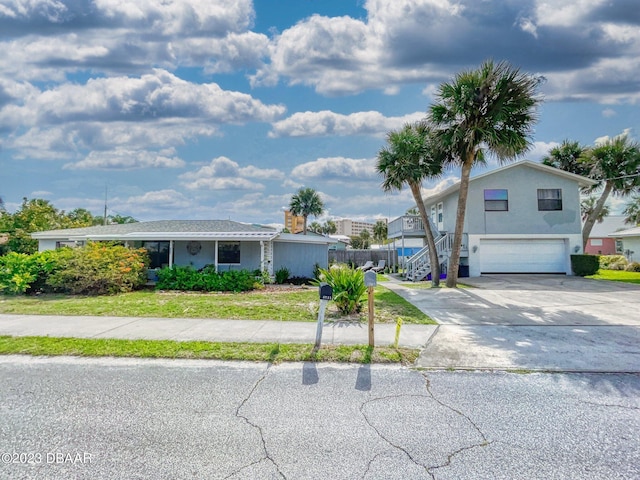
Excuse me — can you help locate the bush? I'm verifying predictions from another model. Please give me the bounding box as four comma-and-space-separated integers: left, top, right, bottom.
570, 254, 600, 277
275, 267, 290, 284
625, 262, 640, 272
46, 242, 149, 295
156, 266, 256, 292
0, 252, 39, 294
314, 264, 366, 315
599, 255, 628, 270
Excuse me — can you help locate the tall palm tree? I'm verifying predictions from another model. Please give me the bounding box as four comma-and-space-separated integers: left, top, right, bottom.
542, 140, 588, 176
579, 133, 640, 248
289, 187, 324, 235
377, 122, 444, 286
429, 60, 541, 287
373, 220, 387, 244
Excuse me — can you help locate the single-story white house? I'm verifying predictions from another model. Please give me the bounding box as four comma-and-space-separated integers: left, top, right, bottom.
32, 220, 336, 278
609, 226, 640, 262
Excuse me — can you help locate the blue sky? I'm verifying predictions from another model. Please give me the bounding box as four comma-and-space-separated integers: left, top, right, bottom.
1, 0, 639, 227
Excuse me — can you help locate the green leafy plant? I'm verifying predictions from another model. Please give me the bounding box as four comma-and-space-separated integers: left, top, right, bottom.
156, 266, 256, 292
313, 264, 366, 315
625, 262, 640, 272
275, 267, 290, 284
599, 255, 628, 270
0, 252, 38, 294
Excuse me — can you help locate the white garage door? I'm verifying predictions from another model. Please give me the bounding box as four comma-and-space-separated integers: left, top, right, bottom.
480, 239, 567, 273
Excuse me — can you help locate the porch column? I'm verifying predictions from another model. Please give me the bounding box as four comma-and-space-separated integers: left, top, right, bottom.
214, 240, 219, 272
169, 240, 174, 268
260, 240, 265, 272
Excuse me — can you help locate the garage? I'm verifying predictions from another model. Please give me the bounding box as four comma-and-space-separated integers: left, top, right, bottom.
479, 239, 567, 274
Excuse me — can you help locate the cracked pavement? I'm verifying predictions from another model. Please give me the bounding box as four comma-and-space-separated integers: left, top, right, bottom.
2, 356, 639, 479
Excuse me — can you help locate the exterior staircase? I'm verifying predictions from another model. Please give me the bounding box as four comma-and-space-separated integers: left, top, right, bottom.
405, 233, 452, 282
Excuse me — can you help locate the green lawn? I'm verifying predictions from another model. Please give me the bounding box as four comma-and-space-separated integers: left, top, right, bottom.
0, 285, 434, 324
586, 269, 640, 284
0, 336, 419, 364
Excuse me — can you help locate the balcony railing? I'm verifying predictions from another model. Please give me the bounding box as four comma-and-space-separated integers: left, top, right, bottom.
388, 215, 438, 239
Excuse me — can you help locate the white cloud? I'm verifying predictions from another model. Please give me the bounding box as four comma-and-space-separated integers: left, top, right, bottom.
291, 157, 378, 182
602, 108, 617, 118
63, 148, 186, 170
125, 189, 192, 209
179, 156, 283, 191
269, 110, 424, 138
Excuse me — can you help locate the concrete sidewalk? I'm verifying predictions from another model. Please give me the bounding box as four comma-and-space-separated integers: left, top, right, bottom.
0, 313, 436, 349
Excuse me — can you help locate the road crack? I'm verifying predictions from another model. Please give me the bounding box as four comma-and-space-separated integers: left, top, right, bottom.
225, 365, 286, 480
421, 372, 492, 477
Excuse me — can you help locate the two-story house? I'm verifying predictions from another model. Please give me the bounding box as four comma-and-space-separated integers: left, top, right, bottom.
388, 160, 597, 280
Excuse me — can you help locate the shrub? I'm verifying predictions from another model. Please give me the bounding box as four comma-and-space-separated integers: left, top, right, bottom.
625, 262, 640, 272
275, 267, 290, 284
570, 254, 600, 277
156, 266, 256, 292
314, 264, 366, 315
599, 255, 628, 270
46, 242, 149, 295
0, 252, 39, 294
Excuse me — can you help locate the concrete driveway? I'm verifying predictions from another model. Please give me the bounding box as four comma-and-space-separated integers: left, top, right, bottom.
385, 275, 640, 372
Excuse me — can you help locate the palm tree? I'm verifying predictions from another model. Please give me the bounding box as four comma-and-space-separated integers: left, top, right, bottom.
377, 122, 444, 286
373, 220, 387, 244
322, 220, 337, 235
579, 133, 640, 247
429, 60, 541, 287
623, 195, 640, 225
580, 196, 609, 224
289, 187, 324, 235
542, 140, 588, 176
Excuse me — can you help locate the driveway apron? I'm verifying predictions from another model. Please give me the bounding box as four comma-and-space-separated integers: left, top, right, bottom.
384, 275, 640, 372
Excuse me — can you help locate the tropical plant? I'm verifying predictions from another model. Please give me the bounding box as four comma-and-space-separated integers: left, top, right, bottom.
308, 221, 322, 234
542, 140, 589, 176
581, 196, 610, 224
429, 60, 541, 287
314, 265, 366, 315
623, 195, 640, 225
321, 220, 337, 235
289, 187, 325, 235
275, 266, 290, 284
377, 122, 444, 286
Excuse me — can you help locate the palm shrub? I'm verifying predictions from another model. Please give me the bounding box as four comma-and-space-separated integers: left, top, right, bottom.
314, 264, 366, 315
275, 267, 290, 284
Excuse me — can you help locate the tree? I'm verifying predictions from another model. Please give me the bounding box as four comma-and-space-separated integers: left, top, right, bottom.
377, 122, 444, 286
308, 221, 322, 234
405, 207, 419, 216
581, 197, 609, 224
66, 208, 100, 227
578, 133, 640, 248
542, 140, 589, 176
373, 220, 388, 244
321, 220, 337, 235
622, 195, 640, 226
289, 187, 324, 235
429, 60, 541, 287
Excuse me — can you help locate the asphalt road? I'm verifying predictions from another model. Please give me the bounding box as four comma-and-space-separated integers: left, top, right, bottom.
1, 356, 638, 479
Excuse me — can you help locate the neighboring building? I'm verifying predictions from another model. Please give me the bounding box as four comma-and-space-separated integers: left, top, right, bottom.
335, 218, 375, 237
585, 215, 627, 255
284, 210, 305, 234
609, 226, 640, 262
32, 220, 335, 279
388, 160, 596, 280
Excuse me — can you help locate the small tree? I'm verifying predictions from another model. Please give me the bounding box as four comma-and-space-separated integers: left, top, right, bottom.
373, 220, 388, 244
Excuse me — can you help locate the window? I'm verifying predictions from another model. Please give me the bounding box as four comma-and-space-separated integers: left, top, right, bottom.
590, 239, 603, 247
437, 202, 443, 223
218, 241, 240, 264
538, 189, 562, 211
484, 189, 508, 211
430, 205, 436, 223
143, 241, 170, 269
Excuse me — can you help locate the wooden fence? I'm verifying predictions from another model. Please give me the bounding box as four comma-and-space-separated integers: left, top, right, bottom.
328, 249, 398, 269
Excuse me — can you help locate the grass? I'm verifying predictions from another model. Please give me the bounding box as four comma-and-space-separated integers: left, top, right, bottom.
0, 336, 419, 364
0, 286, 435, 324
586, 269, 640, 284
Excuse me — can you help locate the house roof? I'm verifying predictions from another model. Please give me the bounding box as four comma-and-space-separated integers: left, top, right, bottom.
32, 220, 279, 241
609, 226, 640, 238
31, 219, 337, 244
588, 216, 629, 238
422, 160, 598, 205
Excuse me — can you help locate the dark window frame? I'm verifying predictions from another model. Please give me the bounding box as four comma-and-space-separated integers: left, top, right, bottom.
484, 189, 509, 211
218, 241, 241, 264
537, 189, 563, 211
143, 241, 171, 269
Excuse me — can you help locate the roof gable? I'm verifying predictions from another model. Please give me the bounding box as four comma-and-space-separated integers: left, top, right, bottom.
423, 160, 597, 205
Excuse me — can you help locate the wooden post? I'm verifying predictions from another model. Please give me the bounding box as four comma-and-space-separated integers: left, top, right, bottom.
367, 286, 374, 347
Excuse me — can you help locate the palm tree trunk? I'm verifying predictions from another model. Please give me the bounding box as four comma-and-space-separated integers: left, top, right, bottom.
446, 157, 473, 288
303, 215, 308, 235
582, 181, 613, 249
410, 181, 440, 286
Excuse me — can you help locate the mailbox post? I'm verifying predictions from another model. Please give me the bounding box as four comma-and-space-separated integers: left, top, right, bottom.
364, 270, 377, 347
315, 283, 333, 349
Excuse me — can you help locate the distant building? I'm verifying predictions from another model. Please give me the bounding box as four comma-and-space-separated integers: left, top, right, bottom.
284, 210, 305, 234
335, 219, 376, 237
585, 215, 627, 255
